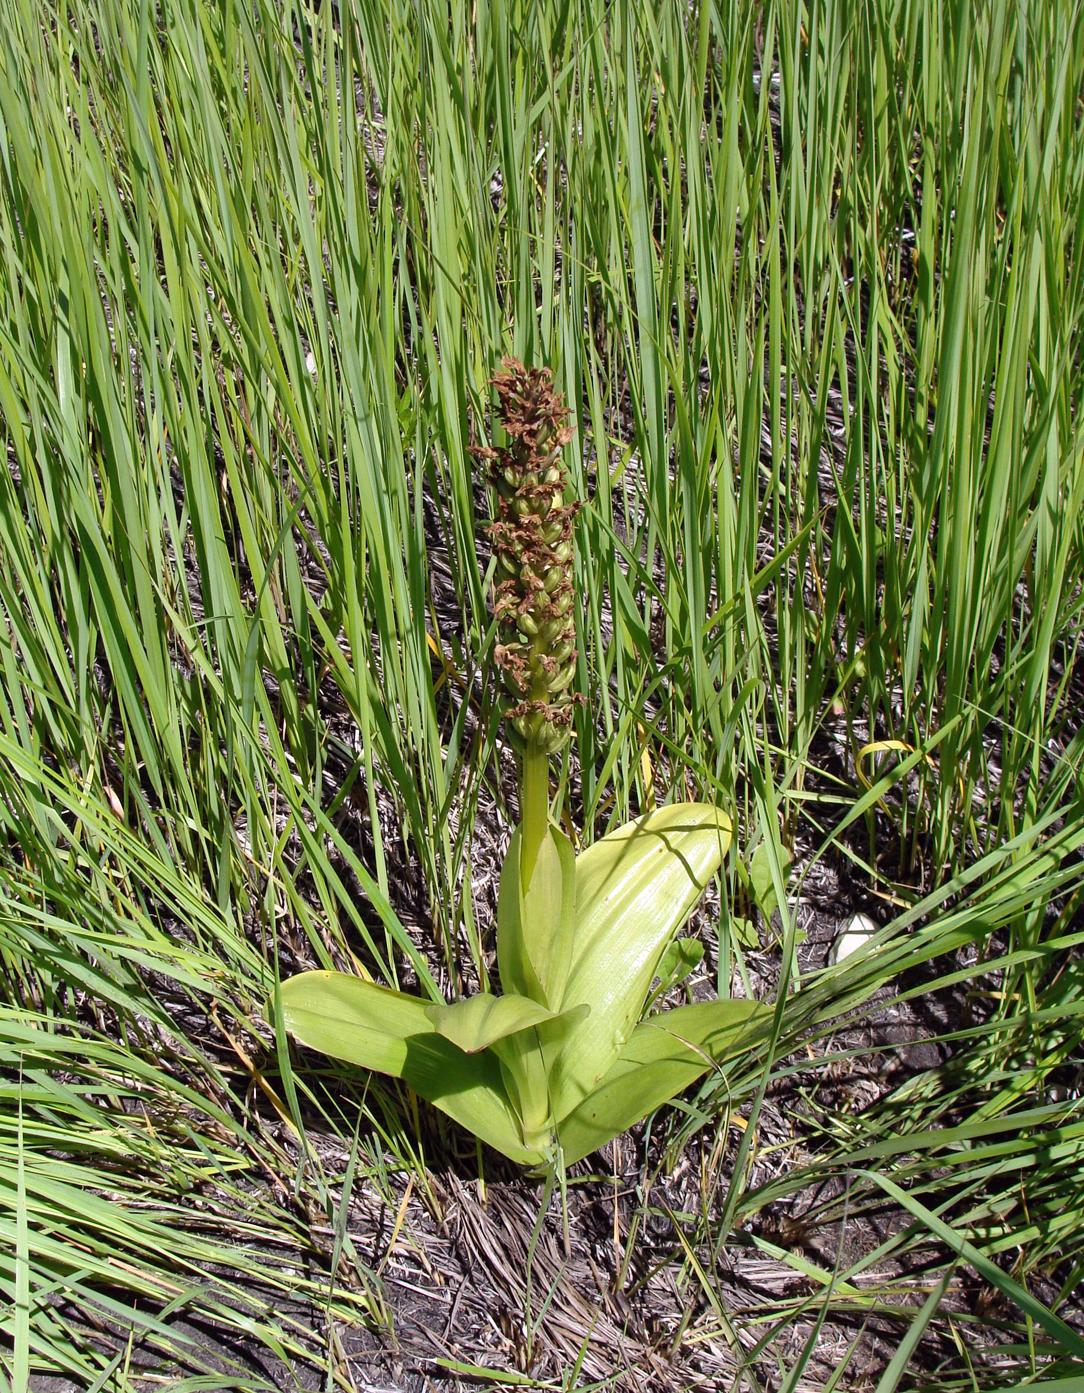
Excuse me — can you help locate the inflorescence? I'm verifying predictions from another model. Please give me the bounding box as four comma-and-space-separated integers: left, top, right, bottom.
473, 359, 580, 754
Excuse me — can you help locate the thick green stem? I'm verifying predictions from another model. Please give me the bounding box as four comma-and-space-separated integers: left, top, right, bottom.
498, 1034, 554, 1155
519, 745, 551, 887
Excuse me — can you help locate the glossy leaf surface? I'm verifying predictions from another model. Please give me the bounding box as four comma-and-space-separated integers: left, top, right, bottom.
557, 998, 770, 1164
425, 991, 568, 1054
653, 937, 705, 996
549, 804, 733, 1117
279, 971, 540, 1164
496, 824, 577, 1007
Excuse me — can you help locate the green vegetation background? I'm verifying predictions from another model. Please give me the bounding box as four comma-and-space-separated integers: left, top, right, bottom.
1, 0, 1082, 1386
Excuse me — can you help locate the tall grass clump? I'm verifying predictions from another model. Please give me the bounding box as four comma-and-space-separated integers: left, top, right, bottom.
0, 0, 1082, 1386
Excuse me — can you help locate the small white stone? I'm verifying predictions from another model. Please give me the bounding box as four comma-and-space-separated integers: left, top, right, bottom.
828, 912, 879, 965
305, 350, 317, 376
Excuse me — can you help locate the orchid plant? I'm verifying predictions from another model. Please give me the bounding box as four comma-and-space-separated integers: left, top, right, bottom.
278, 362, 769, 1168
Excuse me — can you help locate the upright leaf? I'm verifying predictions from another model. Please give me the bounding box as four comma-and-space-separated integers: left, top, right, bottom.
548, 803, 732, 1117
278, 972, 540, 1164
557, 998, 770, 1165
425, 991, 575, 1054
496, 823, 577, 1007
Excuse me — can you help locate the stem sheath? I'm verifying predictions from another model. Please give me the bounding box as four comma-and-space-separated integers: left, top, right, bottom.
520, 746, 551, 887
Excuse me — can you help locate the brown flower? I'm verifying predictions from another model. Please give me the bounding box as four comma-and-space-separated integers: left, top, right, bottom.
473, 359, 580, 753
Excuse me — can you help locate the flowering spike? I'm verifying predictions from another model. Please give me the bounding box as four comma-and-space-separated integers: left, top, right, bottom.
474, 359, 580, 755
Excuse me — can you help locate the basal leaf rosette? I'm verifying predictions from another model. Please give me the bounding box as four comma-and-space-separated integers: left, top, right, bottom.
279, 804, 771, 1167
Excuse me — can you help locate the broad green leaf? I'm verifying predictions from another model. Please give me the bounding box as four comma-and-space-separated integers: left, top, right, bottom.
490, 1000, 592, 1153
730, 915, 760, 949
531, 822, 577, 1005
655, 937, 705, 990
549, 803, 733, 1118
425, 991, 568, 1054
495, 828, 528, 996
746, 841, 792, 922
645, 936, 705, 1010
494, 1027, 555, 1156
557, 999, 771, 1165
497, 824, 577, 1007
278, 972, 541, 1164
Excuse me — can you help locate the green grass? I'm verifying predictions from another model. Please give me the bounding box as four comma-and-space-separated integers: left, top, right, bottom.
1, 0, 1082, 1386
